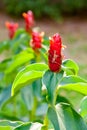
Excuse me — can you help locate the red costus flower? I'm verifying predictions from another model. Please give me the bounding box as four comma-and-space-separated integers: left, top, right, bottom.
23, 10, 34, 33
30, 32, 44, 50
48, 33, 63, 72
5, 22, 18, 39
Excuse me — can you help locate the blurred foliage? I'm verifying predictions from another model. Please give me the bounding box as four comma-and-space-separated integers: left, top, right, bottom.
3, 0, 60, 19
2, 0, 87, 20
60, 0, 87, 15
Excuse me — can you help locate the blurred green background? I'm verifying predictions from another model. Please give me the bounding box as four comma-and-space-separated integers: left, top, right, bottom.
1, 0, 87, 19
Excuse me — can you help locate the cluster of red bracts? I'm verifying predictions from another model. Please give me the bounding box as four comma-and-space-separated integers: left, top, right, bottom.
22, 10, 34, 33
30, 32, 65, 73
48, 33, 64, 72
5, 10, 34, 39
5, 22, 18, 39
30, 32, 44, 51
5, 10, 65, 73
22, 12, 65, 73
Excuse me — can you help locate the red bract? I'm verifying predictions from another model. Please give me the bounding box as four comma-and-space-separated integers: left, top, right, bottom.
30, 32, 44, 50
48, 33, 63, 72
23, 10, 34, 33
5, 22, 18, 39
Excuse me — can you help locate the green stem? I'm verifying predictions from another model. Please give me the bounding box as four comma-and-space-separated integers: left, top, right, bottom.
43, 115, 49, 130
12, 97, 17, 116
29, 96, 37, 121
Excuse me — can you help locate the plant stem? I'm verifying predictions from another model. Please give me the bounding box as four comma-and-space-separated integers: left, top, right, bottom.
43, 115, 48, 130
29, 96, 37, 121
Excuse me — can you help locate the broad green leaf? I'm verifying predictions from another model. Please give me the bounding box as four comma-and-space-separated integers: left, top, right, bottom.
0, 120, 23, 130
47, 103, 87, 130
0, 126, 12, 130
11, 63, 48, 96
56, 95, 72, 105
62, 59, 79, 75
0, 120, 23, 127
5, 48, 34, 74
59, 75, 87, 95
79, 96, 87, 123
0, 111, 20, 121
15, 122, 42, 130
32, 78, 42, 100
42, 70, 63, 104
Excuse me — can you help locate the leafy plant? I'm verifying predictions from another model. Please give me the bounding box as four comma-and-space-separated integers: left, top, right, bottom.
0, 10, 87, 130
10, 34, 87, 129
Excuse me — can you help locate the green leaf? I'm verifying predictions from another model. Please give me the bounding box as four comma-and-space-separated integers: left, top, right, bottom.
0, 112, 20, 121
59, 75, 87, 95
42, 70, 63, 104
14, 29, 27, 38
43, 36, 49, 46
47, 103, 87, 130
11, 63, 48, 96
39, 47, 48, 62
62, 59, 79, 75
14, 122, 42, 130
56, 95, 72, 105
0, 120, 23, 127
0, 41, 10, 53
32, 78, 42, 100
0, 126, 12, 130
79, 96, 87, 123
5, 48, 34, 74
0, 120, 23, 130
0, 59, 11, 72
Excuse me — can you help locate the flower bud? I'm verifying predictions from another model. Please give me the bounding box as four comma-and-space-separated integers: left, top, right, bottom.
5, 22, 18, 39
48, 33, 62, 72
30, 31, 43, 50
23, 10, 34, 33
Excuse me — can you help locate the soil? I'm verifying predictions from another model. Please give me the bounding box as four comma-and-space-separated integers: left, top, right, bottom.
0, 12, 87, 76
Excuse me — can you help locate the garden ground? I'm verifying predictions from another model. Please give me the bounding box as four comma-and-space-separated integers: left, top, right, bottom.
0, 12, 87, 78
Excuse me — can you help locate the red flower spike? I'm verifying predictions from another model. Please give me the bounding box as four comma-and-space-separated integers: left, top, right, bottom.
48, 33, 64, 72
30, 32, 43, 50
22, 10, 34, 33
5, 22, 18, 39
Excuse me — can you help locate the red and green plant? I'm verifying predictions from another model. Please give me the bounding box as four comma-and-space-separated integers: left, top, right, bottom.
0, 10, 87, 130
